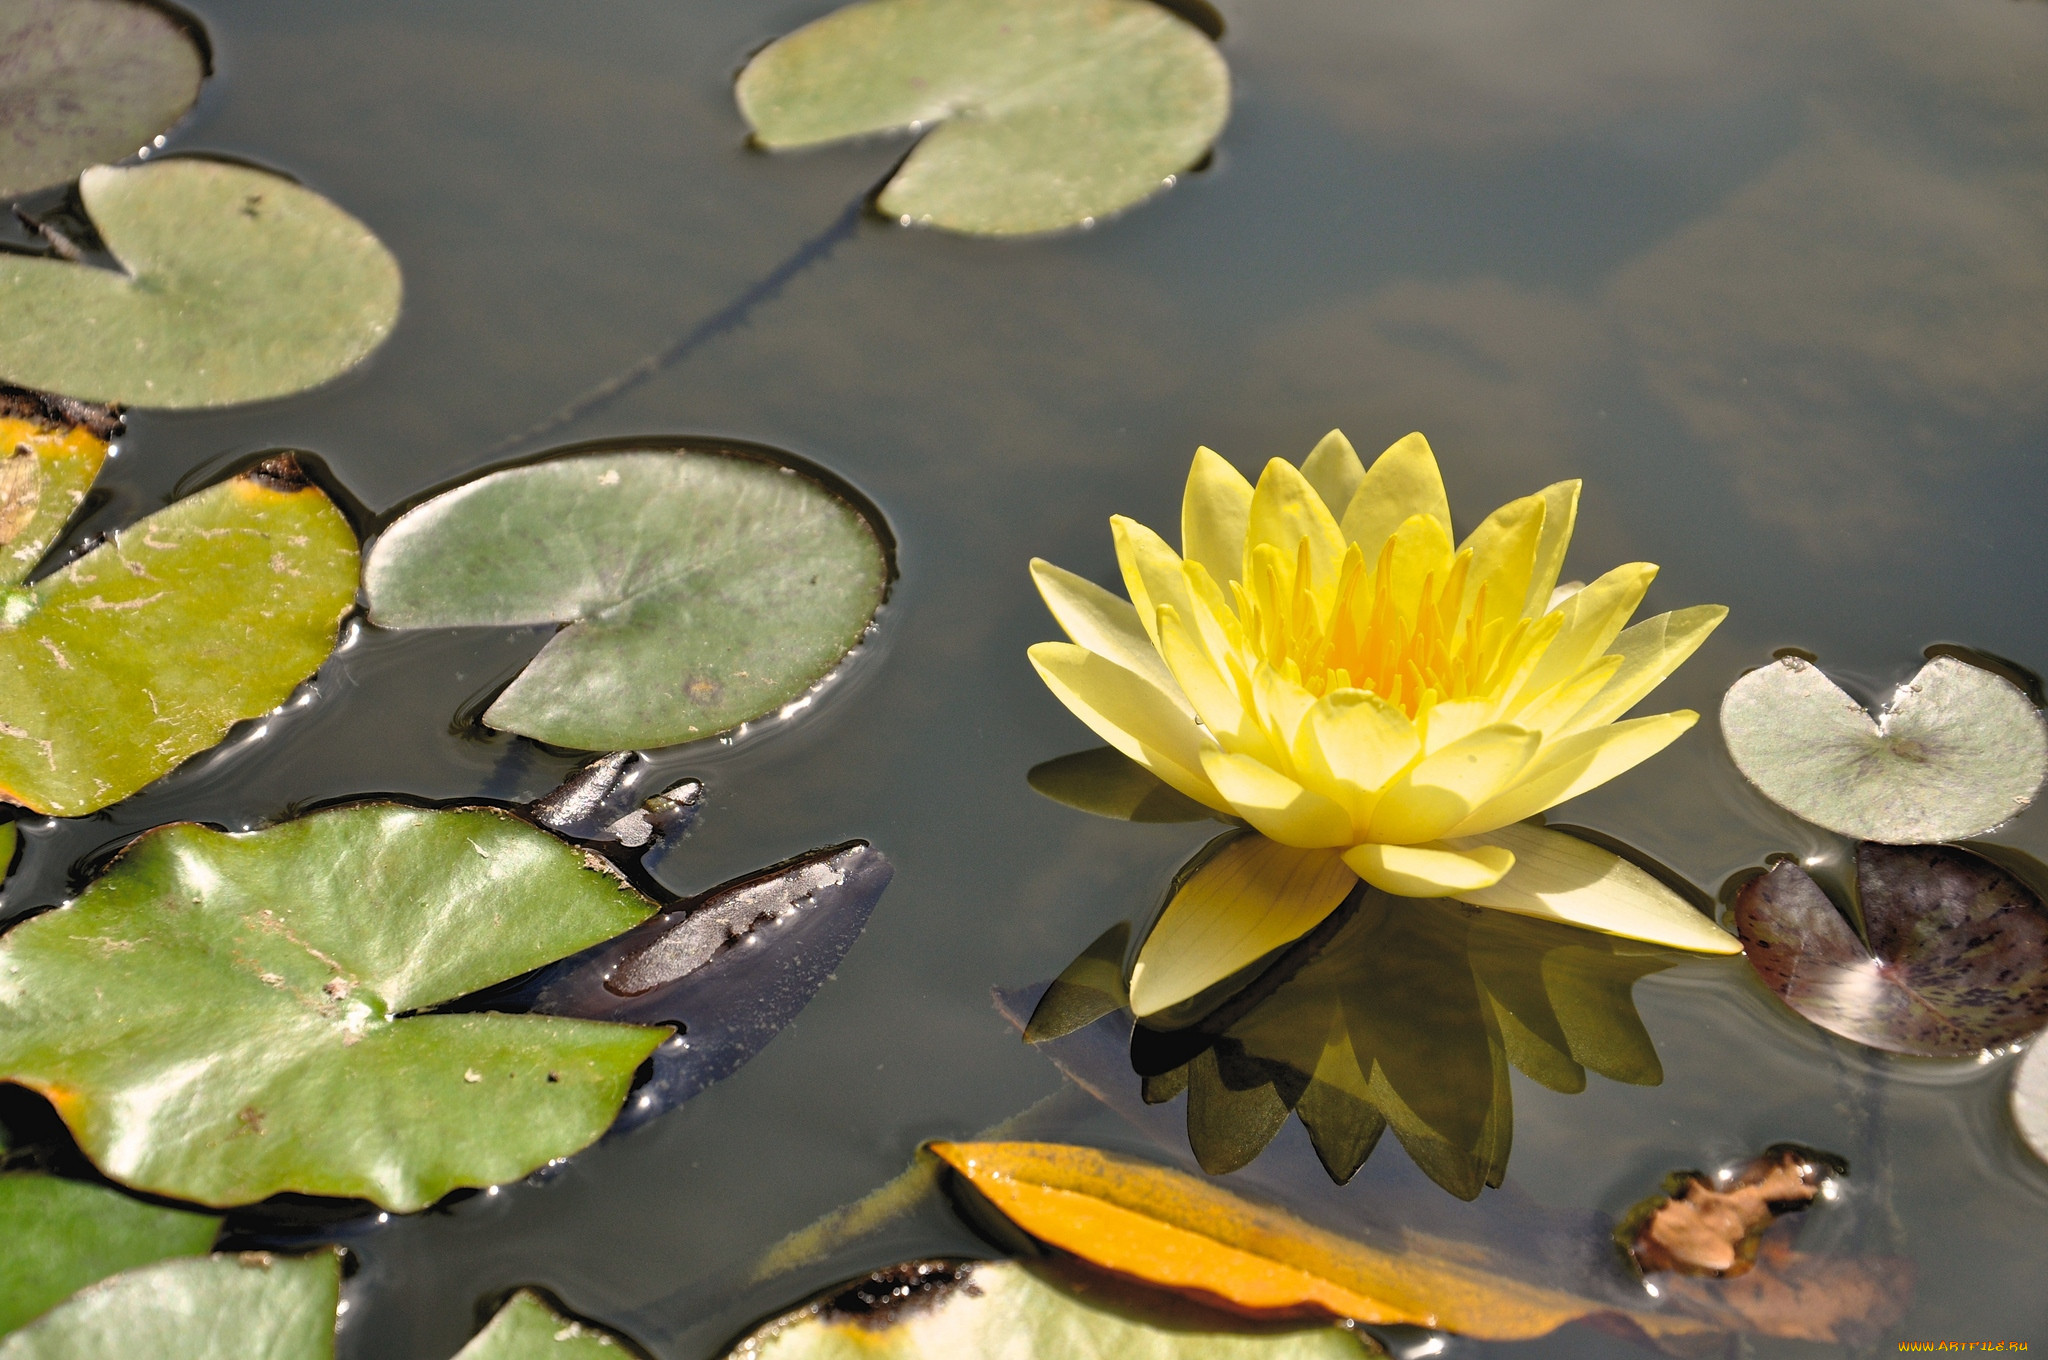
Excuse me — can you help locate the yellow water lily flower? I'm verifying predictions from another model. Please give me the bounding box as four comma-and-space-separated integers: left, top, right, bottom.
1030, 431, 1738, 969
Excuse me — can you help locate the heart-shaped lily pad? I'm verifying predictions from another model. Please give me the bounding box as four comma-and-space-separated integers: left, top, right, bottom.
735, 0, 1230, 236
0, 389, 113, 590
0, 803, 666, 1210
0, 0, 206, 199
0, 455, 358, 817
0, 1173, 218, 1336
0, 159, 402, 408
0, 1249, 339, 1360
1733, 843, 2048, 1056
365, 447, 889, 750
1721, 655, 2048, 843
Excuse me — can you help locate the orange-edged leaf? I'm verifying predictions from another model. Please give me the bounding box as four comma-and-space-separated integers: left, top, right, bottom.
927, 1141, 1711, 1341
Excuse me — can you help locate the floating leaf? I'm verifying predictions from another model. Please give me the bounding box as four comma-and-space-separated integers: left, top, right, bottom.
1028, 747, 1214, 823
0, 456, 358, 816
1721, 655, 2048, 843
1621, 1146, 1837, 1278
0, 1249, 339, 1360
0, 159, 402, 408
2014, 1039, 2048, 1168
727, 1258, 1380, 1359
0, 1173, 218, 1335
0, 390, 114, 590
735, 0, 1230, 237
529, 841, 892, 1135
454, 1290, 638, 1358
365, 448, 888, 750
1733, 843, 2048, 1056
0, 0, 206, 199
928, 1141, 1697, 1340
0, 804, 666, 1210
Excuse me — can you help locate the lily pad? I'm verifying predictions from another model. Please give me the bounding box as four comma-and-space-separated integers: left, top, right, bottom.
0, 389, 114, 589
0, 0, 206, 199
365, 447, 888, 750
1721, 655, 2048, 843
1733, 843, 2048, 1056
0, 455, 358, 817
735, 0, 1230, 237
727, 1257, 1380, 1359
0, 1248, 339, 1360
0, 1173, 218, 1335
0, 803, 667, 1210
454, 1290, 638, 1358
2015, 1039, 2048, 1168
0, 158, 402, 408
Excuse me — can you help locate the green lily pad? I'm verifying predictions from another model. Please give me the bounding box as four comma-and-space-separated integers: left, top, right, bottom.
0, 803, 666, 1210
1721, 655, 2048, 843
0, 0, 206, 199
728, 1259, 1381, 1359
0, 1250, 336, 1360
365, 448, 889, 750
0, 159, 402, 408
0, 1174, 218, 1336
0, 456, 358, 817
455, 1291, 638, 1359
735, 0, 1230, 237
0, 391, 113, 590
1733, 842, 2048, 1057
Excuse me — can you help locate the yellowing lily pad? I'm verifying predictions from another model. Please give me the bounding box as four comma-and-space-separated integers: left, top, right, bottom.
736, 0, 1230, 236
0, 804, 666, 1210
0, 1174, 218, 1336
365, 448, 888, 750
0, 1249, 339, 1360
0, 390, 113, 589
0, 159, 402, 408
0, 456, 358, 817
1721, 655, 2048, 843
0, 0, 206, 199
454, 1291, 638, 1358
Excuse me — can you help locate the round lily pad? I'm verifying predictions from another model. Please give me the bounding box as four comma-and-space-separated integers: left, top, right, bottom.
0, 1249, 338, 1360
0, 804, 666, 1210
0, 1173, 218, 1336
0, 0, 206, 199
0, 158, 402, 408
1721, 655, 2048, 843
2014, 1039, 2048, 1169
0, 456, 358, 817
736, 0, 1230, 236
1734, 843, 2048, 1057
365, 447, 889, 750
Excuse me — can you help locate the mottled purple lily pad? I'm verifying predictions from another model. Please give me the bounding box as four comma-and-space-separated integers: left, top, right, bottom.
1734, 843, 2048, 1057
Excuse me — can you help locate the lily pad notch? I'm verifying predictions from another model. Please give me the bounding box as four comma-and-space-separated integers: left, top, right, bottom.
365, 439, 894, 752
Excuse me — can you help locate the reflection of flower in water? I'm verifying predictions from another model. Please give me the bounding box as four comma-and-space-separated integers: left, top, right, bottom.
1028, 431, 1732, 954
1028, 868, 1679, 1200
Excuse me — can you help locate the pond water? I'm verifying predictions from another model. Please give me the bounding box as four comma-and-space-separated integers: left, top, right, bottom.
4, 0, 2047, 1353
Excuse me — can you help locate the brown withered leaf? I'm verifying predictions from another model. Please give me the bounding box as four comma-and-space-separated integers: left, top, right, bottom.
1627, 1147, 1831, 1276
1654, 1235, 1914, 1347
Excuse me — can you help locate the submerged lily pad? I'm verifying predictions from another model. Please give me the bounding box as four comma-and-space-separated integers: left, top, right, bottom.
365, 447, 888, 750
0, 159, 402, 408
0, 456, 358, 817
0, 804, 666, 1210
0, 1249, 339, 1360
0, 1173, 218, 1336
455, 1291, 638, 1358
1734, 843, 2048, 1057
1721, 655, 2048, 843
0, 0, 206, 199
736, 0, 1230, 236
0, 390, 114, 589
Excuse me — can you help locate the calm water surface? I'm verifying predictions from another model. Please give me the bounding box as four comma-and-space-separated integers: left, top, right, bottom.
5, 0, 2047, 1353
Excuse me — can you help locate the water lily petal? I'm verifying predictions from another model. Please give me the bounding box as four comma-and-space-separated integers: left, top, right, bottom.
1503, 654, 1623, 741
1522, 480, 1581, 616
1179, 558, 1249, 669
1252, 663, 1318, 752
1340, 432, 1452, 552
1457, 492, 1546, 636
1031, 558, 1185, 709
1299, 429, 1365, 519
1377, 512, 1457, 629
1246, 458, 1346, 596
1344, 840, 1514, 896
1156, 605, 1275, 763
1446, 711, 1698, 836
1030, 642, 1227, 810
1181, 447, 1252, 590
1129, 837, 1357, 1017
1518, 562, 1656, 699
1300, 689, 1421, 793
1419, 696, 1499, 754
1111, 514, 1196, 655
1368, 724, 1542, 844
1561, 605, 1727, 737
1447, 822, 1739, 953
1201, 749, 1355, 847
